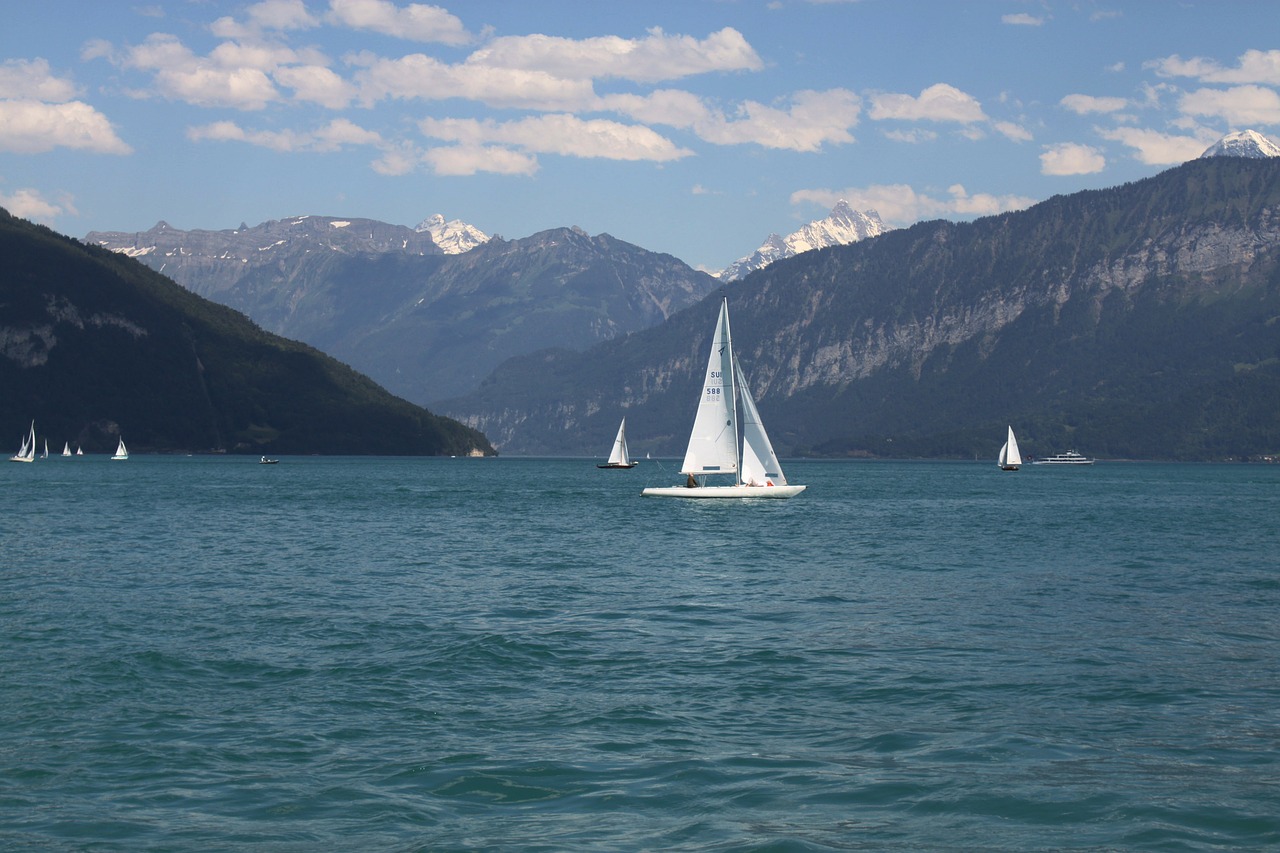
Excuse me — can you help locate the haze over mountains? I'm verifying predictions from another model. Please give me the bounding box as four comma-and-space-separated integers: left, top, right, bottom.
87, 219, 720, 403
78, 130, 1280, 460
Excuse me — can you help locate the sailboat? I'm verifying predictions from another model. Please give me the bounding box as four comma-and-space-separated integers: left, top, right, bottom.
41, 439, 48, 459
642, 299, 805, 499
62, 442, 71, 457
9, 421, 36, 463
597, 418, 638, 469
111, 437, 129, 461
998, 425, 1022, 471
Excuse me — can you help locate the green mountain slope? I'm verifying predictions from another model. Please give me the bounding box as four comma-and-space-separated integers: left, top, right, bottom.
0, 209, 493, 456
441, 158, 1280, 460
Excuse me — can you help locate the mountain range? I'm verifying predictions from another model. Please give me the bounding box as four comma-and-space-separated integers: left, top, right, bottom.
1199, 129, 1280, 160
86, 220, 721, 403
437, 155, 1280, 461
76, 130, 1280, 460
415, 213, 489, 254
717, 200, 889, 281
1, 209, 492, 456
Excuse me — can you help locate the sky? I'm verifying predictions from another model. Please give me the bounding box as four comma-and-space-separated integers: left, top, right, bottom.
2, 1, 1279, 272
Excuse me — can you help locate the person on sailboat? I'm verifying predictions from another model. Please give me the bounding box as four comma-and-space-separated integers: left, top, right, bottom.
687, 473, 698, 488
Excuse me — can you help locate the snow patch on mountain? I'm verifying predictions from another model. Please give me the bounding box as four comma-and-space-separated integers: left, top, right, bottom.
415, 214, 489, 254
719, 201, 889, 281
1199, 129, 1280, 160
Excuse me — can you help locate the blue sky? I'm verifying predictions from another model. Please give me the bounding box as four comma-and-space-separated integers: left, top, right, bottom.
2, 1, 1278, 271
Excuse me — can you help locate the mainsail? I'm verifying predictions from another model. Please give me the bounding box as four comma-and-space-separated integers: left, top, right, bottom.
607, 419, 631, 466
680, 300, 738, 476
999, 425, 1022, 469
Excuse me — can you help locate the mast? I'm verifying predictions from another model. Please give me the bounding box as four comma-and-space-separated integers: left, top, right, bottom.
724, 299, 741, 486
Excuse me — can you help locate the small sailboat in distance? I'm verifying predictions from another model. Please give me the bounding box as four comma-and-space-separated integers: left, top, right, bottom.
62, 441, 71, 457
998, 425, 1022, 471
597, 417, 638, 469
111, 437, 128, 461
9, 421, 36, 463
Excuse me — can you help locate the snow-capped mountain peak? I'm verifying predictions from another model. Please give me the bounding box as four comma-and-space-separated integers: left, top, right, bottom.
414, 214, 489, 254
1198, 129, 1280, 160
718, 201, 889, 281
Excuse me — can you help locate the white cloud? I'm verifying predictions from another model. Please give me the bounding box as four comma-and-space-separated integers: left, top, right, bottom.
0, 100, 132, 154
1148, 49, 1280, 86
273, 64, 357, 108
790, 183, 1034, 227
693, 89, 859, 151
355, 25, 765, 111
1178, 85, 1280, 127
1040, 142, 1106, 175
883, 128, 937, 143
603, 88, 859, 152
212, 0, 320, 39
370, 144, 421, 176
187, 118, 383, 152
354, 52, 594, 111
993, 121, 1033, 142
943, 184, 1036, 217
108, 32, 359, 110
0, 187, 75, 223
869, 83, 986, 123
0, 58, 79, 102
247, 0, 320, 31
1060, 94, 1128, 114
600, 88, 709, 128
423, 145, 540, 176
119, 34, 281, 110
418, 114, 692, 162
1002, 13, 1045, 26
327, 0, 472, 45
1095, 126, 1218, 165
467, 26, 762, 84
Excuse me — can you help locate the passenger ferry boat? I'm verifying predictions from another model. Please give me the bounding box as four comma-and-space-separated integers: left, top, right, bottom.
1033, 450, 1094, 465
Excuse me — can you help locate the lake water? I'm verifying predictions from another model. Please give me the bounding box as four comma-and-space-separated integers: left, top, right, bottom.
2, 456, 1278, 850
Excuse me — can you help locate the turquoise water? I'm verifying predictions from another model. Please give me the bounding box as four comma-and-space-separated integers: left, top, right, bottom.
2, 456, 1278, 850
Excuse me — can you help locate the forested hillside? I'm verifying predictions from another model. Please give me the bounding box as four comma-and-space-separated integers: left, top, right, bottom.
441, 158, 1280, 460
1, 209, 493, 456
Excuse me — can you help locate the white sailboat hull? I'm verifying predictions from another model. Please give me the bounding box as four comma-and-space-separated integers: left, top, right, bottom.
642, 484, 806, 499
